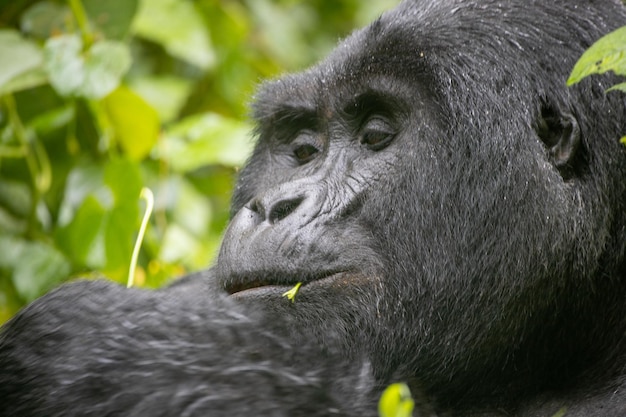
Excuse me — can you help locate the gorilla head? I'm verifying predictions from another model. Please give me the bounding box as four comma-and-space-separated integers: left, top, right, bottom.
1, 0, 626, 416
216, 0, 626, 402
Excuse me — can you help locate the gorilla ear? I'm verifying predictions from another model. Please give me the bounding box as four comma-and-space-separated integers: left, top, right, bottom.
535, 101, 582, 179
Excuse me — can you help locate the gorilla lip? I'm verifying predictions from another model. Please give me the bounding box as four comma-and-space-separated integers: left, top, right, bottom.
225, 271, 346, 296
225, 279, 280, 295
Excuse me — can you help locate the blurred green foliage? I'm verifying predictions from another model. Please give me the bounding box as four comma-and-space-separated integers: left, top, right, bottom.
0, 0, 399, 322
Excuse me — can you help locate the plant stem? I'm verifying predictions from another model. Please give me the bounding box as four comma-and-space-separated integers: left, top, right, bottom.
3, 94, 41, 237
68, 0, 94, 48
127, 188, 154, 288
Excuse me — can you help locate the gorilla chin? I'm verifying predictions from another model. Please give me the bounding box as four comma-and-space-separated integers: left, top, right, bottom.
1, 0, 626, 416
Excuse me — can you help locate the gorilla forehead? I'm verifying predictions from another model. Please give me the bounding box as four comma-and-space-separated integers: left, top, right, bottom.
250, 0, 596, 130
251, 13, 434, 122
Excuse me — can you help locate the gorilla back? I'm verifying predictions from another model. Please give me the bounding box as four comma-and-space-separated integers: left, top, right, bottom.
2, 0, 626, 416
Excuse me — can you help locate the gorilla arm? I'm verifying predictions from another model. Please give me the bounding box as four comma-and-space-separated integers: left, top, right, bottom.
0, 278, 377, 417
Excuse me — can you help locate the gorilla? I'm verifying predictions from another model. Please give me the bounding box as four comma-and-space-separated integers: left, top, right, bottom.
1, 0, 626, 416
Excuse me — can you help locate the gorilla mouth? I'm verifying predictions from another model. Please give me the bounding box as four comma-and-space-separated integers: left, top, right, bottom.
224, 271, 347, 296
225, 279, 284, 295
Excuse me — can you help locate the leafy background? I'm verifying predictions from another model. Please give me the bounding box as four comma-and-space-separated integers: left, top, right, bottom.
0, 0, 400, 323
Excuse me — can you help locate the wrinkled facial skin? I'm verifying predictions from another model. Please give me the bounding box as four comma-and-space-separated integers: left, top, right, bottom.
217, 74, 434, 299
214, 0, 626, 402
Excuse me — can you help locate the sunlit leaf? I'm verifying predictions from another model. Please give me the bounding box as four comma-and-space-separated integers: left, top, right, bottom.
0, 30, 44, 91
103, 86, 160, 160
44, 35, 131, 99
82, 40, 132, 99
160, 113, 254, 171
378, 383, 415, 417
129, 76, 192, 122
568, 25, 626, 85
0, 67, 48, 95
168, 177, 212, 238
132, 0, 215, 69
159, 223, 200, 263
44, 34, 84, 96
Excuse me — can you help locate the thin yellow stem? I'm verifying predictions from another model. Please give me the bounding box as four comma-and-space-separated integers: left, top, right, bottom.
127, 188, 154, 288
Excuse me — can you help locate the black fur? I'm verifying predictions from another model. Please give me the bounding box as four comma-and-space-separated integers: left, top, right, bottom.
2, 0, 626, 416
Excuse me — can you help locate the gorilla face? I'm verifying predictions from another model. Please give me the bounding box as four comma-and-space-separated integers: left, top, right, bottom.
215, 0, 626, 395
217, 72, 434, 301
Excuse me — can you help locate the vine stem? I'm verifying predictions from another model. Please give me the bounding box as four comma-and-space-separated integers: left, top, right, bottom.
3, 94, 50, 236
127, 187, 154, 288
68, 0, 94, 48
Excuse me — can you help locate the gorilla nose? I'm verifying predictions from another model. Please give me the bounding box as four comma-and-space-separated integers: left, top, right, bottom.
248, 195, 305, 225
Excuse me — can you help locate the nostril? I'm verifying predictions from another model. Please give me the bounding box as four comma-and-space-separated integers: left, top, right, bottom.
248, 199, 264, 218
268, 197, 304, 224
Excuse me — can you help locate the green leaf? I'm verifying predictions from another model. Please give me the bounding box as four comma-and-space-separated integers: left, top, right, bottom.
83, 0, 139, 40
154, 176, 213, 267
129, 76, 192, 122
103, 86, 160, 160
0, 67, 48, 95
20, 2, 72, 39
57, 195, 108, 268
132, 0, 215, 69
159, 113, 254, 171
0, 236, 27, 269
82, 40, 132, 99
568, 26, 626, 85
13, 242, 71, 302
29, 105, 75, 135
159, 223, 200, 263
56, 160, 142, 274
0, 180, 31, 219
44, 35, 131, 99
169, 177, 212, 238
378, 383, 415, 417
57, 164, 106, 226
0, 237, 70, 302
606, 82, 626, 93
44, 34, 84, 96
104, 158, 143, 204
0, 30, 44, 91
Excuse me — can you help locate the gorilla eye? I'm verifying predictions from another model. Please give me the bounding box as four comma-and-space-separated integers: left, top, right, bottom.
360, 117, 396, 151
293, 144, 320, 163
290, 130, 322, 164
